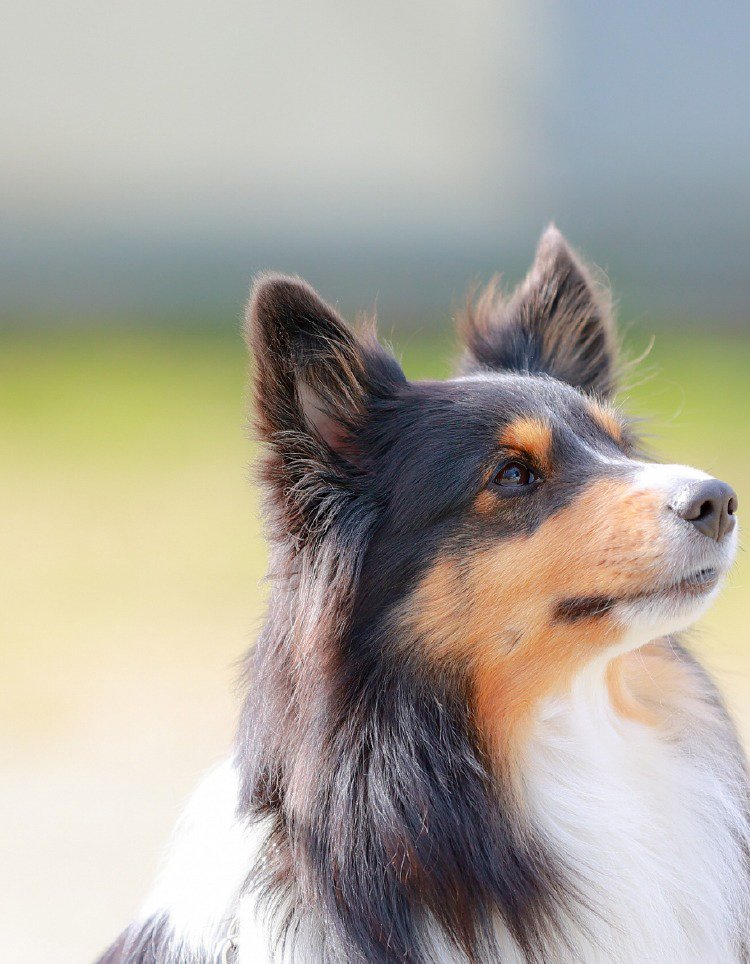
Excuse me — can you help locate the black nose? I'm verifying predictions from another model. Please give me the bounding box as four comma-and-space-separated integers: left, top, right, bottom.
671, 479, 738, 541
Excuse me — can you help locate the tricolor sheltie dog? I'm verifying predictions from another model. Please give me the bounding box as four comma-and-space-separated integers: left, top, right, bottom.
100, 228, 749, 963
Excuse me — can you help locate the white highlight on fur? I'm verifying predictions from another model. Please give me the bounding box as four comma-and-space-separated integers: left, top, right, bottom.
519, 655, 750, 964
631, 459, 711, 492
138, 758, 271, 958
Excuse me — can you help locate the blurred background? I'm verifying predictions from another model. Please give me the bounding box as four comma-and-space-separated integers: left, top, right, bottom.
1, 2, 748, 961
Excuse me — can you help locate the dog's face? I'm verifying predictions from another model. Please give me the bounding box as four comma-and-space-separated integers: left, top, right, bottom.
247, 226, 738, 738
382, 371, 737, 739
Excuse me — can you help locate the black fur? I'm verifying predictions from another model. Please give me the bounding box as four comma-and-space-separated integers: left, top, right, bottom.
554, 595, 616, 622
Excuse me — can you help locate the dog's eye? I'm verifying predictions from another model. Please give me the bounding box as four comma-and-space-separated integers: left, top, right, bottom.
492, 460, 538, 489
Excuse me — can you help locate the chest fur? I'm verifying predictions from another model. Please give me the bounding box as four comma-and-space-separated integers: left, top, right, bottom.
517, 678, 749, 963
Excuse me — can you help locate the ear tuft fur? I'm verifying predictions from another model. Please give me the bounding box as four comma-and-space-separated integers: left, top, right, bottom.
459, 226, 619, 398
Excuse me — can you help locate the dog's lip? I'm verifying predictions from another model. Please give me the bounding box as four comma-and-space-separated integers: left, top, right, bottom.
642, 566, 720, 600
555, 566, 725, 623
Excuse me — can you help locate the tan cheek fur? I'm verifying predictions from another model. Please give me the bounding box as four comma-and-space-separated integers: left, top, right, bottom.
405, 479, 668, 755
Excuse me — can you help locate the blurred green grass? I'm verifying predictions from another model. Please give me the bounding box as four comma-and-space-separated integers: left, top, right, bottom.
1, 325, 749, 963
1, 325, 748, 733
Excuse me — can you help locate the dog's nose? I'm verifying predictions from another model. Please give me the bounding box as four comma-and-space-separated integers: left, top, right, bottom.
670, 479, 738, 541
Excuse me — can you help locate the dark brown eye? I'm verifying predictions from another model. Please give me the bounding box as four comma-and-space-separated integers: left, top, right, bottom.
492, 460, 537, 488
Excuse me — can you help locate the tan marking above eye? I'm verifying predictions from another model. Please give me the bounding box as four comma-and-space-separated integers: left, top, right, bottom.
589, 402, 624, 444
497, 417, 553, 475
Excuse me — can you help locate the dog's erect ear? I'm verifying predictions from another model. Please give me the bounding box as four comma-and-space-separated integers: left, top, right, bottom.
245, 274, 405, 489
459, 226, 618, 397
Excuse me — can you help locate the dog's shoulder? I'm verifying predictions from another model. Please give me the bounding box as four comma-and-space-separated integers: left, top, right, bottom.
97, 759, 272, 963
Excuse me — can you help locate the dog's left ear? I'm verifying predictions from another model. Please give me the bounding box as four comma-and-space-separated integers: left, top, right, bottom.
245, 276, 406, 548
246, 274, 405, 454
459, 226, 618, 398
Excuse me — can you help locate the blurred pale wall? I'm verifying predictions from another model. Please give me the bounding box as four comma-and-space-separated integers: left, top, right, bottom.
1, 0, 749, 322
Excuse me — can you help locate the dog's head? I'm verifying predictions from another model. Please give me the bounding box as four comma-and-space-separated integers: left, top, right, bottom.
246, 226, 738, 738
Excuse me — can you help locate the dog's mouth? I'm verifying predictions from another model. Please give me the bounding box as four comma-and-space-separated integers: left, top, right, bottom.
652, 566, 719, 599
630, 564, 721, 608
555, 567, 721, 623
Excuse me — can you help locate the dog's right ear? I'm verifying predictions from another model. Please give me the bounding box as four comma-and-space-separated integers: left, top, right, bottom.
245, 275, 405, 534
458, 227, 618, 398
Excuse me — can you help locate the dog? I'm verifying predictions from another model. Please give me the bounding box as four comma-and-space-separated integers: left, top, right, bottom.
98, 227, 749, 963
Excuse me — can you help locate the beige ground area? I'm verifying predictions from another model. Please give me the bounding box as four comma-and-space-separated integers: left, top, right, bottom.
1, 329, 748, 962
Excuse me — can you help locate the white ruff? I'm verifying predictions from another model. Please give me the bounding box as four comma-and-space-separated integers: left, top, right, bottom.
516, 658, 750, 963
137, 759, 270, 959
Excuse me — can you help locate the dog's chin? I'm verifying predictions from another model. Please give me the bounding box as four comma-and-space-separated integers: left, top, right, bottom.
612, 524, 739, 649
616, 566, 727, 648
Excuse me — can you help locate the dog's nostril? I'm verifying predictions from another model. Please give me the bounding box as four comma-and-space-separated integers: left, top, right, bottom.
673, 479, 738, 541
696, 500, 713, 521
